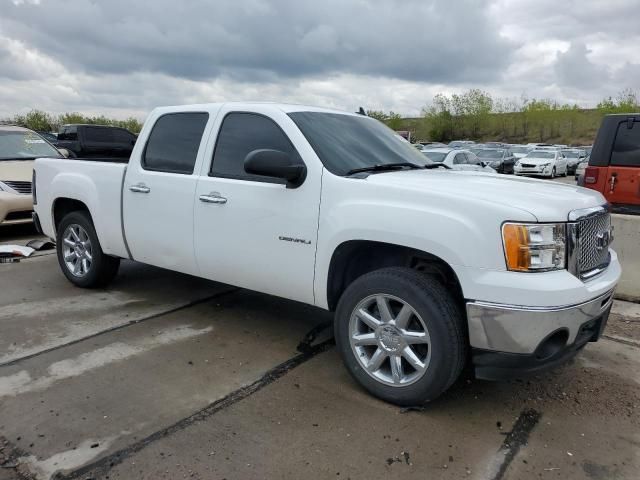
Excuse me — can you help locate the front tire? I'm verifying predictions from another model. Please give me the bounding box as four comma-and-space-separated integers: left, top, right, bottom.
56, 211, 120, 288
550, 167, 556, 178
334, 267, 466, 406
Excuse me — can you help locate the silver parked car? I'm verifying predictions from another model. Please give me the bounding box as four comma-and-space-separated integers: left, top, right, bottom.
421, 148, 496, 173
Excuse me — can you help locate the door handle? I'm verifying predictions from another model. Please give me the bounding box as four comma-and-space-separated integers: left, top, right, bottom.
199, 192, 227, 204
609, 173, 617, 193
129, 183, 150, 193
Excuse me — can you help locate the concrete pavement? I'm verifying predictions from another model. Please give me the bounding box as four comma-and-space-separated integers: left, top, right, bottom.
1, 229, 639, 480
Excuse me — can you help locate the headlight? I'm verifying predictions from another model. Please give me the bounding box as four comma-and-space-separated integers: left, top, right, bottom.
540, 163, 550, 167
502, 223, 566, 272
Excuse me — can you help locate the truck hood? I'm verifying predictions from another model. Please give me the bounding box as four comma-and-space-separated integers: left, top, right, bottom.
365, 170, 606, 222
0, 160, 34, 182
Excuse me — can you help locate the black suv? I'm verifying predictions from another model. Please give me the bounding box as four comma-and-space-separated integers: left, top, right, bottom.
56, 124, 137, 160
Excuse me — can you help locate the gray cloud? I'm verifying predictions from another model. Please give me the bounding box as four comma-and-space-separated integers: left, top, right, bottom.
0, 0, 639, 119
554, 42, 609, 89
0, 0, 513, 83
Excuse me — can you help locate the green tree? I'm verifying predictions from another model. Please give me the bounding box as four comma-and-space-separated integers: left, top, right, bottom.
13, 110, 56, 132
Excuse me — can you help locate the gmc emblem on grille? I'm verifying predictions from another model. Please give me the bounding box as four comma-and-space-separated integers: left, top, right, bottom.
595, 228, 613, 251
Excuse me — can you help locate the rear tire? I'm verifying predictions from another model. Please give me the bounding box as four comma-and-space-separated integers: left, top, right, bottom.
334, 267, 467, 406
56, 211, 120, 288
551, 167, 556, 178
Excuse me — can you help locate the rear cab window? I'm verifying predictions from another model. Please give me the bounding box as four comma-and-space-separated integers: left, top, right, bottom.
142, 112, 209, 174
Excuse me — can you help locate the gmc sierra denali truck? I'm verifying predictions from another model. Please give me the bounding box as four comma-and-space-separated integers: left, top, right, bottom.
32, 103, 620, 405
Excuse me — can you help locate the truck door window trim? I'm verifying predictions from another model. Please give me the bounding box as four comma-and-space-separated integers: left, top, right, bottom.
208, 111, 306, 186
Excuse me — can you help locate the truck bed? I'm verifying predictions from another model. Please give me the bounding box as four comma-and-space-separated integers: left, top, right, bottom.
33, 158, 130, 258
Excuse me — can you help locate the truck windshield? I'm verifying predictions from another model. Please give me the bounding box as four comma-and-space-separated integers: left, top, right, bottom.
288, 112, 432, 176
0, 130, 61, 160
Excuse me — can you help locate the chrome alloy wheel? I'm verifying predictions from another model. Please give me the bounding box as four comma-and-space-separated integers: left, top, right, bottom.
61, 224, 93, 277
349, 294, 432, 387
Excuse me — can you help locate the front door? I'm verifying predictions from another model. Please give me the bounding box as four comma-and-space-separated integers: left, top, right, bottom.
123, 111, 211, 275
194, 108, 321, 304
605, 118, 640, 207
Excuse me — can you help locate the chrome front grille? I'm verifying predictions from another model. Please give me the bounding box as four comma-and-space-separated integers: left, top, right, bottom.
1, 180, 32, 194
568, 206, 612, 280
578, 212, 611, 274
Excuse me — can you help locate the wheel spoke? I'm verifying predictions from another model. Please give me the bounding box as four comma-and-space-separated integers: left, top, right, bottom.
70, 228, 80, 242
376, 296, 393, 323
402, 331, 430, 344
394, 304, 413, 329
390, 355, 403, 383
356, 308, 381, 330
73, 258, 82, 275
82, 258, 89, 274
352, 332, 377, 346
402, 346, 426, 371
84, 250, 92, 261
64, 252, 76, 262
367, 348, 387, 372
63, 238, 75, 248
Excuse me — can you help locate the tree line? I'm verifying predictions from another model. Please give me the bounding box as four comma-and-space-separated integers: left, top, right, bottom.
2, 110, 143, 133
370, 88, 639, 145
4, 88, 638, 144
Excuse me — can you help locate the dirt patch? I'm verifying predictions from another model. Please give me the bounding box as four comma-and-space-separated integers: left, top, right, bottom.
606, 312, 640, 342
443, 359, 639, 425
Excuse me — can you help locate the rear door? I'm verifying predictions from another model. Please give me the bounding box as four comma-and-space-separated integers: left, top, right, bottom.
123, 111, 211, 275
82, 127, 115, 157
605, 118, 640, 207
193, 107, 321, 304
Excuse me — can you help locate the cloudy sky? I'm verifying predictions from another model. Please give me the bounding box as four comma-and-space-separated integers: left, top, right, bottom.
1, 0, 639, 120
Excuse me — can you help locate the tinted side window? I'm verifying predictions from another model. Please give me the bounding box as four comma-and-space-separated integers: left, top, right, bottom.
58, 127, 77, 141
143, 112, 209, 174
113, 129, 135, 144
611, 121, 640, 167
453, 153, 465, 165
85, 127, 114, 143
211, 113, 301, 183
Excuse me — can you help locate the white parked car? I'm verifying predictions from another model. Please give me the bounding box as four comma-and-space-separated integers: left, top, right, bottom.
33, 102, 618, 405
421, 148, 496, 173
514, 149, 568, 178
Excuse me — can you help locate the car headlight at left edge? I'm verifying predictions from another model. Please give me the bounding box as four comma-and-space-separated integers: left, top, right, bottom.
502, 223, 566, 272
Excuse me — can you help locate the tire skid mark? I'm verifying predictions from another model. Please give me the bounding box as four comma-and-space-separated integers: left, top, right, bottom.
0, 288, 238, 369
55, 337, 335, 480
486, 408, 542, 480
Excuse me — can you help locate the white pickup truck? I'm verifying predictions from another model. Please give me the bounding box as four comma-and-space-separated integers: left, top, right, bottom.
33, 103, 620, 405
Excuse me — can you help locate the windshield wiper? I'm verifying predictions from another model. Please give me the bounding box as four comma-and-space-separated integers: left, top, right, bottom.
346, 162, 422, 175
423, 163, 451, 169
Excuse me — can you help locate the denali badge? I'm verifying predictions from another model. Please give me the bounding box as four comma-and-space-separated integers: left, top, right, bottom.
279, 236, 311, 245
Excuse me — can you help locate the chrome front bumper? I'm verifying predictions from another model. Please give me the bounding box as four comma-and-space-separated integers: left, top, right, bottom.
466, 289, 614, 355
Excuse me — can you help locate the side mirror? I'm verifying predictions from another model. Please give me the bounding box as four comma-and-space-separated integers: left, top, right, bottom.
57, 148, 71, 158
244, 149, 306, 188
480, 161, 489, 168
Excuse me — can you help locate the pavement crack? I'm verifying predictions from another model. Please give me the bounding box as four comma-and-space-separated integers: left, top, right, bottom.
488, 408, 542, 480
54, 337, 335, 480
0, 288, 238, 369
